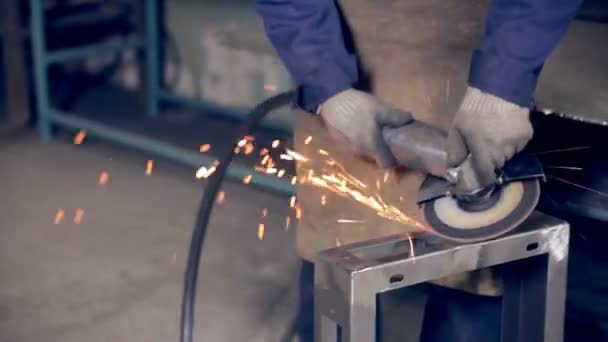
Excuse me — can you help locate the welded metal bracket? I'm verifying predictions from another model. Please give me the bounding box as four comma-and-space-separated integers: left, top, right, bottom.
314, 212, 569, 342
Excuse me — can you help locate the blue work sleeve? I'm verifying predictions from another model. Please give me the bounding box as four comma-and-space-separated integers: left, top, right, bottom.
255, 0, 359, 111
469, 0, 583, 107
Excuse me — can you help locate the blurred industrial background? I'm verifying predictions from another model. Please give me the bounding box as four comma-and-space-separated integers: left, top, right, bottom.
0, 0, 607, 341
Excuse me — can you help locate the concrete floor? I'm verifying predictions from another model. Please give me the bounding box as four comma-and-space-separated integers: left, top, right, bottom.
0, 131, 302, 342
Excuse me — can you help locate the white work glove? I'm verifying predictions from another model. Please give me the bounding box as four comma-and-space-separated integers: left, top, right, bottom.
447, 87, 533, 191
319, 89, 414, 168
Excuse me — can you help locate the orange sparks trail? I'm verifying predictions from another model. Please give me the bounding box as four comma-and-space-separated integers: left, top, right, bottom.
73, 130, 86, 144
263, 208, 269, 217
260, 148, 269, 156
199, 144, 211, 152
53, 209, 65, 224
272, 140, 280, 148
277, 169, 286, 178
335, 238, 342, 247
146, 160, 154, 175
291, 176, 297, 185
258, 223, 265, 240
74, 208, 84, 224
295, 205, 303, 220
295, 149, 428, 231
337, 219, 365, 224
98, 171, 109, 185
321, 195, 327, 206
216, 191, 226, 204
234, 146, 241, 154
383, 171, 390, 183
290, 196, 296, 208
237, 138, 247, 147
243, 175, 252, 184
285, 216, 291, 231
304, 136, 313, 145
318, 149, 328, 156
212, 160, 220, 167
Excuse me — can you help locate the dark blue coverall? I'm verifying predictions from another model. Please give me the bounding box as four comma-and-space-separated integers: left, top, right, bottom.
255, 0, 583, 340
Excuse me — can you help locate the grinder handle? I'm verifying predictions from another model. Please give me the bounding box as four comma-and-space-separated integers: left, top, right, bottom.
383, 123, 484, 192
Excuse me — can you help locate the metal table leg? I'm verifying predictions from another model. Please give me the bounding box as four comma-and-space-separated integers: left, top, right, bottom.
314, 212, 569, 342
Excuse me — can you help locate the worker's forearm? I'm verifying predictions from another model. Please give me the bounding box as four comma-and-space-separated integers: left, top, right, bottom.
255, 0, 359, 111
469, 0, 583, 107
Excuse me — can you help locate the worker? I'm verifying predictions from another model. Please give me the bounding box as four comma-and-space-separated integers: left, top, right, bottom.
255, 0, 583, 340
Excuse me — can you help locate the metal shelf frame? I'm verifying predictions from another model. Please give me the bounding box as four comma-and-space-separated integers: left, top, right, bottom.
29, 0, 295, 197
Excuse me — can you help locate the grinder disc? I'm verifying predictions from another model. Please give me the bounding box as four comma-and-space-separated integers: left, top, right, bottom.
422, 180, 540, 242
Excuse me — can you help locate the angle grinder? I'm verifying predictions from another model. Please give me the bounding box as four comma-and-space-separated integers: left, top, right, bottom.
383, 121, 545, 242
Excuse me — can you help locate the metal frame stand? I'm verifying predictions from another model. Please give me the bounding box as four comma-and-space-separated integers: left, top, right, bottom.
29, 0, 295, 197
314, 212, 569, 342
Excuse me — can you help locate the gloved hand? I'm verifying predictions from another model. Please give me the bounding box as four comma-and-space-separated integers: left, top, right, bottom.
319, 89, 414, 168
447, 87, 533, 191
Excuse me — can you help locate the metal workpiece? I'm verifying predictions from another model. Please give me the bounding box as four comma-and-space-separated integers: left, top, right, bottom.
314, 212, 569, 342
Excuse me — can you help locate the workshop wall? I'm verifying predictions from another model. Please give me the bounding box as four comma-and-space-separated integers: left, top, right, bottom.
112, 0, 293, 127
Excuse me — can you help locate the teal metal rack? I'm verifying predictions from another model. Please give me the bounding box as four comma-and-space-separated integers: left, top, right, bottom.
29, 0, 295, 197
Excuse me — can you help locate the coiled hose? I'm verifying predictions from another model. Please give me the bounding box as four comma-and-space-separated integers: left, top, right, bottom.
180, 91, 296, 342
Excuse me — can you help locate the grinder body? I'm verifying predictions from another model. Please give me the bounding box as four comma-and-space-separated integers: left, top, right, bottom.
382, 122, 544, 242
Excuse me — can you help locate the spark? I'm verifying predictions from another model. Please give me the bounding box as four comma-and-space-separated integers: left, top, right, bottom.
399, 196, 404, 201
280, 154, 294, 161
336, 238, 342, 247
261, 155, 270, 165
534, 146, 591, 155
321, 195, 327, 206
262, 208, 269, 217
272, 140, 280, 148
212, 160, 220, 167
285, 149, 310, 162
244, 135, 255, 142
53, 209, 65, 224
199, 144, 211, 153
73, 130, 87, 145
547, 166, 583, 171
277, 169, 285, 178
98, 171, 109, 185
285, 216, 291, 231
383, 171, 390, 183
376, 179, 381, 191
254, 166, 266, 172
74, 208, 84, 224
318, 149, 328, 156
548, 175, 608, 198
258, 223, 265, 240
237, 138, 247, 148
146, 160, 154, 175
295, 206, 303, 220
216, 191, 226, 204
266, 168, 278, 174
243, 175, 252, 184
407, 234, 416, 262
337, 219, 365, 224
260, 148, 269, 156
264, 84, 277, 92
244, 143, 254, 155
233, 146, 241, 154
304, 136, 313, 145
291, 176, 297, 185
290, 196, 296, 208
196, 166, 216, 179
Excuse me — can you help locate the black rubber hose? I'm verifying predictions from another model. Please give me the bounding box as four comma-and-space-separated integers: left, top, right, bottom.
180, 90, 296, 342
